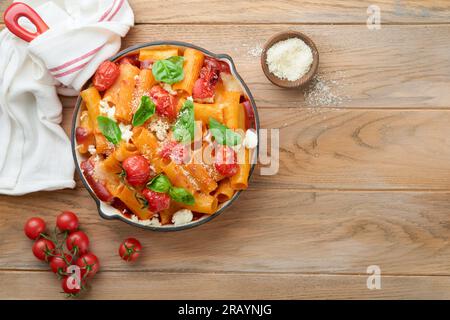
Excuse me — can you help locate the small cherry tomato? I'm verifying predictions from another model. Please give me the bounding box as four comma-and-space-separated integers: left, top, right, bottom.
32, 238, 55, 261
75, 253, 100, 279
117, 54, 140, 67
192, 78, 215, 101
119, 238, 142, 262
93, 61, 120, 92
61, 275, 81, 295
56, 211, 79, 232
214, 145, 239, 177
142, 189, 171, 212
81, 159, 114, 202
24, 217, 46, 240
75, 127, 91, 144
122, 155, 151, 187
159, 141, 189, 164
50, 253, 73, 274
150, 85, 178, 120
66, 231, 90, 255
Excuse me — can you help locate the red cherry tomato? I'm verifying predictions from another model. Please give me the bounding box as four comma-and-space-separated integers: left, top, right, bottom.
119, 238, 142, 262
75, 127, 91, 144
204, 56, 230, 74
75, 253, 100, 279
214, 145, 239, 177
149, 85, 178, 120
117, 54, 140, 67
192, 78, 215, 101
159, 141, 189, 164
61, 276, 81, 295
56, 211, 79, 232
142, 189, 171, 212
24, 217, 46, 240
66, 231, 90, 255
93, 61, 120, 92
81, 158, 114, 202
122, 155, 151, 187
32, 238, 55, 261
49, 253, 73, 274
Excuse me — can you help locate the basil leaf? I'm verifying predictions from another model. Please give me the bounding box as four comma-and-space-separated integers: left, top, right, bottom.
209, 118, 242, 146
168, 186, 195, 205
173, 99, 195, 143
97, 116, 121, 145
152, 56, 185, 84
132, 96, 155, 127
147, 174, 172, 193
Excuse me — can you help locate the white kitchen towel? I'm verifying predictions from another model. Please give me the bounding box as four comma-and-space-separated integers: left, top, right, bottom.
0, 0, 134, 195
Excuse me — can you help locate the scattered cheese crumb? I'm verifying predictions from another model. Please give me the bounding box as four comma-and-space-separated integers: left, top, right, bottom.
266, 38, 313, 81
130, 215, 161, 227
162, 83, 177, 95
149, 119, 170, 141
99, 99, 116, 120
187, 96, 193, 102
119, 123, 133, 143
172, 209, 193, 226
243, 129, 258, 149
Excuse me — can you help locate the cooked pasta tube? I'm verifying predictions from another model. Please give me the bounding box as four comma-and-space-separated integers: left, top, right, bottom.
172, 48, 204, 95
230, 149, 250, 190
184, 192, 218, 215
139, 48, 179, 61
215, 179, 234, 203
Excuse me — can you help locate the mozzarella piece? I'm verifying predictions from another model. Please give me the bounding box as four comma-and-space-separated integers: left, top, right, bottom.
119, 123, 133, 143
172, 209, 194, 226
243, 129, 258, 149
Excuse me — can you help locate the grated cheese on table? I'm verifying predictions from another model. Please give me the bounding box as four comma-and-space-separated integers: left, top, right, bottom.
266, 38, 313, 81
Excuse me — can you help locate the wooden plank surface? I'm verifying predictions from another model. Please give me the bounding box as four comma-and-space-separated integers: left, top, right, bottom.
2, 190, 450, 275
1, 1, 450, 24
1, 0, 450, 299
2, 271, 450, 300
120, 24, 450, 110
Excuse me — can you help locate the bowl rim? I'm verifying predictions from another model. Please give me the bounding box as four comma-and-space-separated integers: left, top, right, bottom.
261, 30, 319, 89
71, 40, 260, 232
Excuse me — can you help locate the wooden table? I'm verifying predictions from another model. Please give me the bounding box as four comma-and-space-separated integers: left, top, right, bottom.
1, 0, 450, 299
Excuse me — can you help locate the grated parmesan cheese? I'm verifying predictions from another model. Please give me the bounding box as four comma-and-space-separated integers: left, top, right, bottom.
99, 99, 116, 120
172, 209, 193, 226
149, 119, 170, 141
266, 38, 313, 81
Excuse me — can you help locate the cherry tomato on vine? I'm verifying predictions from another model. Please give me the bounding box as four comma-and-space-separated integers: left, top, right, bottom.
24, 217, 46, 240
32, 238, 55, 261
119, 238, 142, 262
66, 231, 90, 255
61, 275, 81, 295
75, 253, 100, 278
49, 253, 73, 274
56, 211, 79, 232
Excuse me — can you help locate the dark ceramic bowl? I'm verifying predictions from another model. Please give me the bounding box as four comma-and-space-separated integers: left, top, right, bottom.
71, 41, 260, 231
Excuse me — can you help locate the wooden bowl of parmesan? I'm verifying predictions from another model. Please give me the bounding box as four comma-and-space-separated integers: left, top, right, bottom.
261, 31, 319, 88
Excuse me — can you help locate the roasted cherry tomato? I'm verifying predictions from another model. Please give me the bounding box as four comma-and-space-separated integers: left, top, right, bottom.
192, 77, 215, 101
122, 155, 151, 187
93, 61, 120, 92
24, 217, 46, 240
159, 141, 189, 164
56, 211, 79, 233
142, 189, 171, 212
117, 54, 140, 67
214, 145, 239, 177
75, 127, 91, 144
119, 238, 142, 262
61, 276, 81, 295
66, 231, 90, 255
81, 158, 114, 202
49, 253, 73, 274
149, 85, 178, 120
204, 56, 230, 74
32, 238, 55, 261
75, 253, 100, 279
